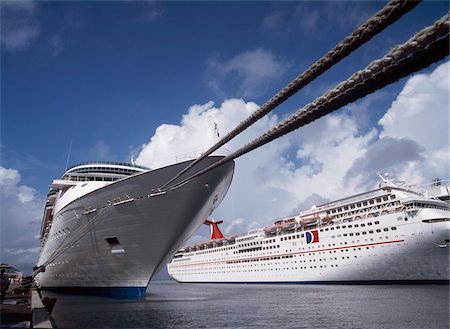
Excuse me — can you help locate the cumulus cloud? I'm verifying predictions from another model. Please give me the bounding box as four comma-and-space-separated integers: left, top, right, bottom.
379, 61, 449, 151
0, 166, 43, 273
136, 99, 275, 168
377, 61, 449, 185
285, 113, 378, 196
136, 62, 449, 244
134, 98, 375, 241
345, 61, 449, 189
344, 137, 425, 190
206, 48, 290, 99
0, 0, 40, 52
135, 99, 296, 237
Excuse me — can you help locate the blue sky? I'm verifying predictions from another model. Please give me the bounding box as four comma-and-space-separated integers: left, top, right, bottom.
1, 1, 449, 274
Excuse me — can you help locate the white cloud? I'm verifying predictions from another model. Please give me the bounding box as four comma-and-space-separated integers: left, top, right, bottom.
344, 137, 425, 190
135, 99, 296, 238
0, 166, 43, 273
88, 140, 116, 161
17, 185, 37, 203
377, 61, 450, 185
206, 48, 290, 99
0, 0, 40, 52
379, 61, 449, 152
136, 62, 449, 245
134, 98, 375, 242
266, 111, 378, 211
136, 99, 271, 168
0, 166, 20, 185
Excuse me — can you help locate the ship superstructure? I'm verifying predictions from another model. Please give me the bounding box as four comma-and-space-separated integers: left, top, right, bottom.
37, 157, 234, 297
168, 176, 450, 283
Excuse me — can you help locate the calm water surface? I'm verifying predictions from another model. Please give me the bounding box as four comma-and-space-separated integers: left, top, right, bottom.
44, 281, 449, 329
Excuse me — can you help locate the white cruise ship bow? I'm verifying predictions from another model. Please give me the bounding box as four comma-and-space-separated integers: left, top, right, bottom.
36, 156, 234, 297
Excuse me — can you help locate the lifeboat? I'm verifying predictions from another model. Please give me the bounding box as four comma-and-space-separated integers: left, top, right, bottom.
299, 215, 320, 226
281, 223, 297, 231
264, 226, 279, 234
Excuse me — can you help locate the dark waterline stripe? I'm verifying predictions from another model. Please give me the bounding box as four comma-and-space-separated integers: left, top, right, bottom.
180, 280, 450, 285
40, 286, 147, 299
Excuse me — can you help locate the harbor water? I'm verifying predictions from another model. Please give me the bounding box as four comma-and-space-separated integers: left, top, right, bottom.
42, 281, 449, 329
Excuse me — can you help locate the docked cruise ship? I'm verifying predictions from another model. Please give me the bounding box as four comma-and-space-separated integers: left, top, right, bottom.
168, 176, 450, 284
36, 156, 234, 297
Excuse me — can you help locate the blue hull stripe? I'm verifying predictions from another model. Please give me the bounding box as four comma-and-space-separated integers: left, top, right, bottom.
41, 286, 147, 298
180, 280, 449, 285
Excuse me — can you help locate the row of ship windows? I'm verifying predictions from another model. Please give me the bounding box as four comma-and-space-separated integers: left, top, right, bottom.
332, 227, 396, 239
174, 263, 340, 274
226, 251, 371, 265
172, 238, 398, 266
42, 243, 80, 257
69, 167, 140, 174
174, 265, 341, 274
279, 221, 382, 241
175, 255, 393, 273
185, 231, 381, 258
175, 257, 353, 269
172, 255, 380, 274
405, 202, 448, 211
194, 239, 277, 255
48, 227, 71, 241
46, 260, 69, 267
332, 202, 401, 219
66, 176, 120, 182
239, 240, 278, 248
245, 221, 383, 246
184, 234, 397, 263
236, 245, 280, 254
172, 238, 413, 273
182, 222, 387, 257
324, 221, 379, 230
328, 195, 395, 214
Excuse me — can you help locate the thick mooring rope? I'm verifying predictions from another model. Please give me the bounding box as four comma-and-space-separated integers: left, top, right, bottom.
160, 0, 421, 189
170, 13, 449, 189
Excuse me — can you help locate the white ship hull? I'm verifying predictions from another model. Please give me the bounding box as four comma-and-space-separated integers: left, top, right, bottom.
37, 156, 234, 297
168, 182, 450, 284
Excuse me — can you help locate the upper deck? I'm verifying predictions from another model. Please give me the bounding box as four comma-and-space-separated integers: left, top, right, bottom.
172, 177, 449, 256
40, 161, 150, 245
62, 161, 149, 182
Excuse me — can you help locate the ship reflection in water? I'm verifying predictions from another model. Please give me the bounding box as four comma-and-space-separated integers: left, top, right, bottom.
43, 281, 449, 329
